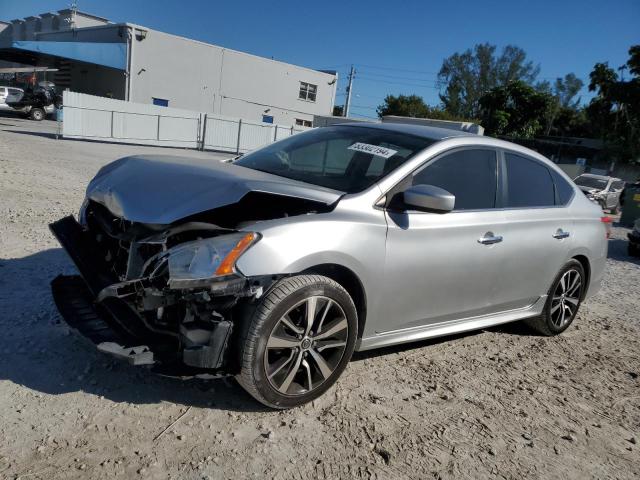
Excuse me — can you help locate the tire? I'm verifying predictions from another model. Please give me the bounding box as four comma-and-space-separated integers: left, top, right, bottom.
610, 203, 620, 215
30, 108, 45, 121
236, 275, 357, 409
525, 259, 585, 336
629, 244, 640, 257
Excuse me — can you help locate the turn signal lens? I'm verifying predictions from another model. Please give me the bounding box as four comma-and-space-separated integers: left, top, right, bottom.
215, 232, 257, 276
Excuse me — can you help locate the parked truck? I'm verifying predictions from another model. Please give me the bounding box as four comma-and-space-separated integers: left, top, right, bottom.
5, 81, 62, 121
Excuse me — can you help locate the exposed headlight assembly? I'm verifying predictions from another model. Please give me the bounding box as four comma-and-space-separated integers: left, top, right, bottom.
167, 232, 259, 289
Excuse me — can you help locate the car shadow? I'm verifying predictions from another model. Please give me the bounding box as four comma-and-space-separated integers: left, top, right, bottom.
608, 238, 640, 265
5, 129, 58, 139
0, 248, 269, 413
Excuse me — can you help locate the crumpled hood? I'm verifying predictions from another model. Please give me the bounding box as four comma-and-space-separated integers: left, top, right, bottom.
86, 155, 342, 224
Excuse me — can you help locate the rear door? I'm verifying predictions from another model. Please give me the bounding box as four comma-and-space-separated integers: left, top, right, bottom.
494, 151, 573, 311
378, 147, 508, 333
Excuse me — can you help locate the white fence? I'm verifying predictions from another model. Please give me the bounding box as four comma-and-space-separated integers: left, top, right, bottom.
62, 91, 308, 153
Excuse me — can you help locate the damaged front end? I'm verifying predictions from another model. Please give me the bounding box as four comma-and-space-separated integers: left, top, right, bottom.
49, 154, 342, 377
50, 202, 273, 377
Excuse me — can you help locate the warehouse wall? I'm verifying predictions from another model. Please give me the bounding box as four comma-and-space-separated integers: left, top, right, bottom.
128, 28, 224, 112
7, 17, 338, 127
128, 28, 337, 126
68, 63, 126, 99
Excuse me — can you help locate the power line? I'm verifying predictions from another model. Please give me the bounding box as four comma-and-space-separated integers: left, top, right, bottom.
355, 70, 439, 83
355, 63, 440, 76
356, 76, 440, 89
350, 104, 378, 111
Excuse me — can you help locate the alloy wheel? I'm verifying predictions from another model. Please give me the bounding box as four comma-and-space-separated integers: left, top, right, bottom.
550, 269, 583, 328
264, 296, 349, 396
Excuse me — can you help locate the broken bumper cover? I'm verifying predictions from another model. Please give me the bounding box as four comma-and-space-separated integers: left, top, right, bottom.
49, 216, 233, 376
51, 275, 155, 366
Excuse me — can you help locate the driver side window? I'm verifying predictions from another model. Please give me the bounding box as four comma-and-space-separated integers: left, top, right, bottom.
411, 149, 498, 210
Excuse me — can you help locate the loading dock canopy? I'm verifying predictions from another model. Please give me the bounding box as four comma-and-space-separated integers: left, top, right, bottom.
0, 41, 126, 70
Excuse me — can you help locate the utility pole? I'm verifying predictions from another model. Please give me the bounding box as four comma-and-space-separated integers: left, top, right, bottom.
70, 0, 78, 29
343, 65, 355, 117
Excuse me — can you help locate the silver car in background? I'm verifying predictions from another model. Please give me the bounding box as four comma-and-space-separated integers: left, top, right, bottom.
50, 124, 608, 408
574, 173, 625, 213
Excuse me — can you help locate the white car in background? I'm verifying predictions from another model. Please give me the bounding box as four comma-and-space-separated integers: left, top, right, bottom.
0, 86, 24, 111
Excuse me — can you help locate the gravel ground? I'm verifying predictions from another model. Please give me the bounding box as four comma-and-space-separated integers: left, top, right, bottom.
0, 114, 639, 479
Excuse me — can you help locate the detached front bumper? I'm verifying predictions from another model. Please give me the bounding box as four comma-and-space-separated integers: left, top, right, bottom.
49, 216, 233, 377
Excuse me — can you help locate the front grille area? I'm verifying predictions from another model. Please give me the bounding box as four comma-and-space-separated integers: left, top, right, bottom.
84, 201, 162, 281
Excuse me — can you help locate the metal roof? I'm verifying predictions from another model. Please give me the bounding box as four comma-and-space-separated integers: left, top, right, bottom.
4, 41, 126, 70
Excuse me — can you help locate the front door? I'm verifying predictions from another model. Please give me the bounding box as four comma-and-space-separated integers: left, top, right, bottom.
375, 148, 507, 334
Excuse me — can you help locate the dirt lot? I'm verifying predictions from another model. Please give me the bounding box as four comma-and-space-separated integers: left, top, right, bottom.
0, 114, 639, 479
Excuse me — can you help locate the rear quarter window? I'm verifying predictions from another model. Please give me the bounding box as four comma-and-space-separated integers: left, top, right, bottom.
504, 153, 555, 208
550, 169, 575, 206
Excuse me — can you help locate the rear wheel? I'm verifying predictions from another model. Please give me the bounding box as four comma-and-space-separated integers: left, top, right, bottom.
237, 275, 357, 409
629, 243, 640, 257
525, 259, 585, 336
30, 108, 45, 121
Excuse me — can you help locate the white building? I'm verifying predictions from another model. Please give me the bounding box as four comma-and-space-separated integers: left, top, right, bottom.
0, 10, 337, 126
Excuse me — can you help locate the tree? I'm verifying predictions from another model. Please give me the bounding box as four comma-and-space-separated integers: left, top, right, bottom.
586, 45, 640, 162
479, 80, 553, 138
376, 94, 430, 118
538, 73, 585, 135
437, 44, 540, 118
376, 94, 469, 121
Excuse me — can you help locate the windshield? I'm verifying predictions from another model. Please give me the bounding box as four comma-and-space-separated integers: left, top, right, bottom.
574, 175, 608, 189
235, 126, 435, 193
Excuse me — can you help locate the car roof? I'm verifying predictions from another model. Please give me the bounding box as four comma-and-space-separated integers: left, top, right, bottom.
337, 122, 476, 140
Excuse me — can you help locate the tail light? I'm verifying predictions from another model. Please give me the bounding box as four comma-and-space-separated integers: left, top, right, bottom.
601, 216, 612, 239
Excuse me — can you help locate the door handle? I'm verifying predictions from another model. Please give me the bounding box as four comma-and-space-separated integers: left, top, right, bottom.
553, 229, 570, 239
478, 232, 503, 245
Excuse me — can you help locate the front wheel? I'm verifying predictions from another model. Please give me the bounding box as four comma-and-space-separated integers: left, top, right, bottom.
237, 275, 357, 409
30, 108, 45, 121
525, 259, 585, 336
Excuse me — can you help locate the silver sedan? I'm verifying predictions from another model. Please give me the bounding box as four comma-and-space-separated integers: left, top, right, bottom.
50, 123, 608, 409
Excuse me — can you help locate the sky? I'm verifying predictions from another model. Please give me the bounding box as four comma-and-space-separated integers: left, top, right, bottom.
3, 0, 639, 119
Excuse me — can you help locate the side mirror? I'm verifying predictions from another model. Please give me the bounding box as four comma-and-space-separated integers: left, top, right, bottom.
403, 184, 455, 213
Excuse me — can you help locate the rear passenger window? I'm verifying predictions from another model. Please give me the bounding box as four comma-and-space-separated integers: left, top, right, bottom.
550, 169, 575, 205
412, 149, 497, 210
505, 153, 555, 208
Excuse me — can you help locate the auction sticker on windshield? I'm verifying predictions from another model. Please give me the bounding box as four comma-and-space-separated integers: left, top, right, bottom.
348, 142, 398, 159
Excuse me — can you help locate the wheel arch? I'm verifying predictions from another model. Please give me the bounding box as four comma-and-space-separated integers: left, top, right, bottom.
301, 263, 368, 339
571, 254, 591, 300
